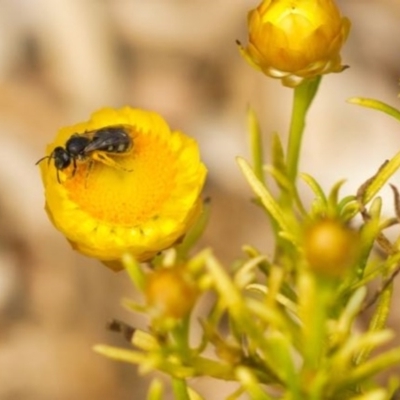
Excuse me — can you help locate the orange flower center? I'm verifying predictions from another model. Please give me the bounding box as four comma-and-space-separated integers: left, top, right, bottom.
64, 130, 177, 227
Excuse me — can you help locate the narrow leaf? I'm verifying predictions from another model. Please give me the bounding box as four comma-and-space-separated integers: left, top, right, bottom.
237, 157, 292, 234
348, 97, 400, 123
248, 107, 265, 182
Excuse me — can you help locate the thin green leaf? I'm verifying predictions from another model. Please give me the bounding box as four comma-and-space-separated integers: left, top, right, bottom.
248, 107, 265, 183
236, 367, 276, 400
355, 281, 394, 364
264, 333, 299, 395
300, 173, 328, 212
187, 387, 205, 400
348, 97, 400, 123
328, 179, 347, 211
265, 166, 308, 217
359, 155, 400, 205
355, 197, 383, 279
350, 388, 387, 400
337, 195, 358, 219
331, 330, 394, 372
264, 164, 291, 192
271, 132, 287, 178
237, 157, 293, 235
147, 379, 164, 400
335, 287, 367, 336
336, 348, 400, 392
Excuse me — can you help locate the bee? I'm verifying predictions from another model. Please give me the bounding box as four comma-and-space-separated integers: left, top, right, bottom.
36, 125, 133, 183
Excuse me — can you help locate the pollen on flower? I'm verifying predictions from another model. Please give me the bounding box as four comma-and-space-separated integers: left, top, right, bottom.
38, 107, 207, 271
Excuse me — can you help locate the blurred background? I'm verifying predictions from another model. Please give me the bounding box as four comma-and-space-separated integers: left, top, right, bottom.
0, 0, 400, 399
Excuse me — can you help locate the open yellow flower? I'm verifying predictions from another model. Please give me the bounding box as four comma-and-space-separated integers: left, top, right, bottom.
38, 107, 207, 271
238, 0, 351, 87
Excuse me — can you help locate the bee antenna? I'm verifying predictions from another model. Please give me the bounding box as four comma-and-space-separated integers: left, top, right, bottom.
35, 153, 53, 166
35, 156, 48, 165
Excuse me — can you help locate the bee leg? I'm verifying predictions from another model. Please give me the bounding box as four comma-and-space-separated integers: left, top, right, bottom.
91, 152, 133, 172
85, 160, 94, 187
71, 158, 77, 177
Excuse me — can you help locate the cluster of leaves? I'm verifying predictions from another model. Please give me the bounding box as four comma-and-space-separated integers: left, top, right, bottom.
95, 92, 400, 399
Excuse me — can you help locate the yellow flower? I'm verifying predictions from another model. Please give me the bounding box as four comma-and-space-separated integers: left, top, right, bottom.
238, 0, 351, 87
38, 107, 207, 271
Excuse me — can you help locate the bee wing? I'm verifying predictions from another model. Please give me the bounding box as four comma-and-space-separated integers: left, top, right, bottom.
84, 127, 132, 153
83, 134, 117, 153
70, 131, 95, 140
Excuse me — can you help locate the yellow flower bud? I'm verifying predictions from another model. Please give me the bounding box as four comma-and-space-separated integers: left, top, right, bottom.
239, 0, 351, 87
304, 219, 360, 278
145, 267, 198, 320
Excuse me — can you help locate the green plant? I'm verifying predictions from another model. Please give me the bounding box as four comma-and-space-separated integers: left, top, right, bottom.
37, 1, 400, 399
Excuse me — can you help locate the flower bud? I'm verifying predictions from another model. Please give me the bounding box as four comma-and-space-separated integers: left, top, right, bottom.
239, 0, 351, 87
304, 219, 360, 278
145, 267, 198, 319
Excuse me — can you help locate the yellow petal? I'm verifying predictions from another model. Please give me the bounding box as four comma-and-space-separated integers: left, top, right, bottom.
38, 107, 207, 271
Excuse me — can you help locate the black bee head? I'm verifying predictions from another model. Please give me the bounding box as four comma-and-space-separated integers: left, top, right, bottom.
53, 147, 71, 170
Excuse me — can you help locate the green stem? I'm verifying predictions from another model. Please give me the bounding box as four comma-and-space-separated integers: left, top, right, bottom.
171, 316, 191, 358
286, 76, 322, 184
172, 378, 190, 400
123, 253, 146, 291
298, 273, 333, 371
